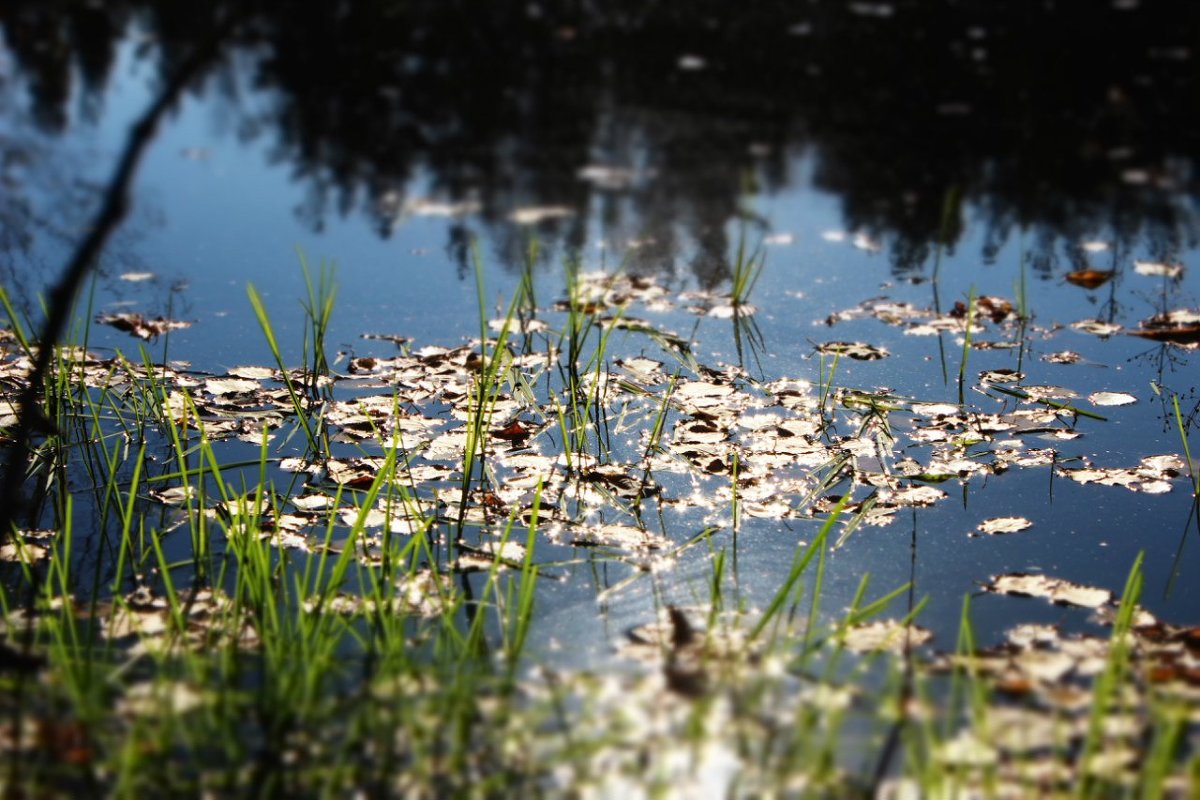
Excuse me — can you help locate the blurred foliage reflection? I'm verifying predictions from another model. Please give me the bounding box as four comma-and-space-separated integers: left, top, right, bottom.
1, 0, 1197, 281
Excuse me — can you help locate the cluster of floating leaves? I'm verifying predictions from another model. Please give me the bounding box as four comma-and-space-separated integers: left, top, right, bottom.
1, 269, 1193, 594
828, 287, 1200, 348
3, 270, 1195, 546
885, 573, 1200, 796
2, 264, 1198, 794
608, 573, 1200, 796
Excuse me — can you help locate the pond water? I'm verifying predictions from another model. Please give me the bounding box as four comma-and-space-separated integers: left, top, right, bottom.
2, 3, 1199, 793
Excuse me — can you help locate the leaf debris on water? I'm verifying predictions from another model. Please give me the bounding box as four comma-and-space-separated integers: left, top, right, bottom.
1071, 319, 1122, 337
1127, 309, 1200, 346
1133, 260, 1184, 278
96, 312, 192, 341
1088, 391, 1136, 406
974, 516, 1033, 536
842, 620, 932, 653
1065, 269, 1115, 289
815, 341, 889, 360
983, 573, 1113, 608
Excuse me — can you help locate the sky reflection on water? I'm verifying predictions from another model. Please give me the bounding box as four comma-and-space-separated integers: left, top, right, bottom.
1, 2, 1198, 649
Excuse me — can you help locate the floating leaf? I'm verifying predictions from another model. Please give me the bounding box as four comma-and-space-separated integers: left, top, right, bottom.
983, 573, 1113, 608
1088, 391, 1136, 407
204, 377, 261, 396
149, 486, 196, 505
456, 540, 528, 572
936, 732, 998, 768
96, 312, 192, 341
227, 365, 276, 380
492, 419, 536, 442
979, 368, 1023, 384
0, 538, 49, 564
842, 620, 932, 653
488, 317, 548, 333
884, 485, 948, 507
1139, 454, 1185, 473
815, 341, 889, 360
705, 303, 756, 318
853, 232, 881, 252
974, 516, 1033, 536
568, 524, 667, 550
1059, 454, 1182, 493
1071, 319, 1122, 337
118, 681, 205, 718
291, 493, 335, 511
576, 164, 638, 191
1041, 350, 1081, 364
952, 295, 1014, 324
1065, 269, 1114, 289
404, 198, 481, 217
1133, 260, 1183, 278
508, 205, 574, 225
1019, 385, 1078, 401
1128, 310, 1200, 346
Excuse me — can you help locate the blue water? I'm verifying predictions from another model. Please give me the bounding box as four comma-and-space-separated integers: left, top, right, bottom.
3, 30, 1198, 662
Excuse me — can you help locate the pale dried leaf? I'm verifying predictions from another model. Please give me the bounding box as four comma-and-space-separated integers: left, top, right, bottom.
975, 516, 1033, 536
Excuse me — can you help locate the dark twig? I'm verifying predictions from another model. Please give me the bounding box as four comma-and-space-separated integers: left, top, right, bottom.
0, 20, 235, 544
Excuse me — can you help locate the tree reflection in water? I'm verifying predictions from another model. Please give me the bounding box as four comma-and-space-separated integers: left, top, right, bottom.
1, 0, 1197, 284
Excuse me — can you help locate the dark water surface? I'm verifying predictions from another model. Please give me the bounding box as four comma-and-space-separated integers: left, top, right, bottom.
2, 1, 1199, 659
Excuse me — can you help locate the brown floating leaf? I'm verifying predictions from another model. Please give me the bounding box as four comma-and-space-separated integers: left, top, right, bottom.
492, 419, 535, 442
952, 295, 1014, 324
31, 718, 95, 766
1128, 310, 1200, 346
96, 312, 191, 341
1065, 269, 1115, 289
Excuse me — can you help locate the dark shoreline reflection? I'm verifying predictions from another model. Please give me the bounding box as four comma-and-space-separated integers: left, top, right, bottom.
1, 1, 1197, 284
